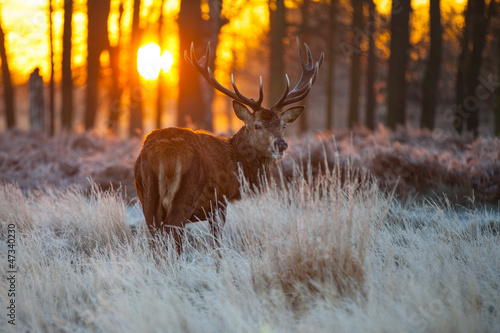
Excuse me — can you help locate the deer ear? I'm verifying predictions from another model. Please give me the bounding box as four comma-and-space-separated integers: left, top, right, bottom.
280, 106, 304, 124
233, 100, 252, 123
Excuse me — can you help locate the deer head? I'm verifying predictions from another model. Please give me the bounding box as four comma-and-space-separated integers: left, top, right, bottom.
185, 38, 324, 159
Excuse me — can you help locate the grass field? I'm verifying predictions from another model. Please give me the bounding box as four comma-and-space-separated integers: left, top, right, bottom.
0, 129, 499, 332
1, 166, 499, 332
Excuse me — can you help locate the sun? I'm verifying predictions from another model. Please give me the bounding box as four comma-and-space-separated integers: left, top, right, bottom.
137, 43, 174, 80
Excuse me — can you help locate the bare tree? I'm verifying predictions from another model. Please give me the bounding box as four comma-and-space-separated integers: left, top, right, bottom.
325, 0, 337, 130
421, 0, 442, 130
156, 0, 166, 129
62, 0, 73, 130
129, 0, 143, 136
48, 0, 55, 135
206, 0, 226, 69
202, 0, 228, 132
0, 8, 15, 129
348, 0, 363, 128
387, 0, 411, 129
269, 0, 286, 106
466, 0, 491, 136
496, 12, 500, 136
455, 0, 492, 136
109, 3, 124, 131
299, 0, 311, 133
85, 0, 111, 130
365, 0, 377, 131
177, 0, 205, 129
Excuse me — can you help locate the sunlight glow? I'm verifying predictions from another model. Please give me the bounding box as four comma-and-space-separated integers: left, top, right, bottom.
137, 43, 161, 80
137, 43, 175, 80
160, 51, 174, 73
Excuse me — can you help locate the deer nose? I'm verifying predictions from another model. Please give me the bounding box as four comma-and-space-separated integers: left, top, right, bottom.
275, 138, 288, 152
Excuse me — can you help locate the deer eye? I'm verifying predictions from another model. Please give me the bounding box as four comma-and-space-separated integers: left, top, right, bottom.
254, 124, 261, 130
282, 124, 287, 129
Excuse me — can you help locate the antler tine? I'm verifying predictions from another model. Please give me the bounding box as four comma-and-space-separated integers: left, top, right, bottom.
231, 74, 248, 103
288, 41, 317, 97
230, 74, 264, 109
203, 41, 210, 67
318, 51, 325, 69
185, 42, 262, 111
282, 79, 313, 106
271, 38, 324, 109
272, 75, 290, 110
206, 67, 238, 100
184, 43, 194, 67
256, 76, 264, 105
304, 42, 313, 67
185, 42, 206, 74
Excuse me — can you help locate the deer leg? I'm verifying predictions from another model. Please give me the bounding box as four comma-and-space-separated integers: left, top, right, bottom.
209, 204, 226, 251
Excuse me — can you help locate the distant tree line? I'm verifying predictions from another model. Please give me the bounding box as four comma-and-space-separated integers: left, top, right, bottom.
0, 0, 499, 137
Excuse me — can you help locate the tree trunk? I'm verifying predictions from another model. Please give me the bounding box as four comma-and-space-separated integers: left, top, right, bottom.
455, 0, 490, 136
156, 0, 165, 129
496, 18, 500, 137
348, 0, 363, 128
421, 0, 442, 130
129, 0, 143, 136
269, 0, 286, 107
177, 0, 205, 129
454, 2, 472, 134
62, 0, 73, 130
326, 0, 336, 130
48, 0, 55, 135
365, 0, 377, 131
85, 0, 111, 130
387, 0, 411, 130
0, 11, 15, 129
202, 0, 225, 132
465, 0, 488, 136
299, 0, 310, 133
108, 3, 124, 132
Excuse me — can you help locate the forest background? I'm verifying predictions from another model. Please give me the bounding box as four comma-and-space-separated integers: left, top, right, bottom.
0, 0, 499, 139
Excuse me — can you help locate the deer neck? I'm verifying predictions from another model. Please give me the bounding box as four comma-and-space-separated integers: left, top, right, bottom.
230, 127, 273, 181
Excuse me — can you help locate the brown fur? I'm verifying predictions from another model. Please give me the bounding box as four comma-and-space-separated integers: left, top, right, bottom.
135, 121, 266, 250
134, 102, 307, 252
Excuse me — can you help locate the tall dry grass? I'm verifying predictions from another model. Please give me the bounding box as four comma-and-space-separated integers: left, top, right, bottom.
0, 162, 498, 332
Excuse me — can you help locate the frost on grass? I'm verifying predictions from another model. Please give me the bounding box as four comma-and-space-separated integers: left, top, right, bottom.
226, 168, 379, 309
0, 129, 141, 197
0, 165, 499, 332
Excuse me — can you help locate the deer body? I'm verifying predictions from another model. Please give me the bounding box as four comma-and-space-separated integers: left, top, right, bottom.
134, 39, 323, 251
135, 126, 273, 242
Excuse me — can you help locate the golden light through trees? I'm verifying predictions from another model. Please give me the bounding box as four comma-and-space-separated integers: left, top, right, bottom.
160, 51, 174, 73
0, 0, 491, 135
0, 0, 468, 84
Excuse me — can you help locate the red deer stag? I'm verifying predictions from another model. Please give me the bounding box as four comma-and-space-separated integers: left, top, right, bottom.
134, 39, 323, 252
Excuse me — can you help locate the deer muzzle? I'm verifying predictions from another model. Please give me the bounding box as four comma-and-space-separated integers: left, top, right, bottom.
275, 138, 288, 153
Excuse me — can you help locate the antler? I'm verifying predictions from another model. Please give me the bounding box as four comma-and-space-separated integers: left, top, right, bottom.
272, 38, 325, 110
184, 42, 264, 111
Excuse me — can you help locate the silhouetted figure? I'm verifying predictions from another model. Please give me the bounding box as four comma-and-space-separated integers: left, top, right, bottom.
29, 68, 45, 132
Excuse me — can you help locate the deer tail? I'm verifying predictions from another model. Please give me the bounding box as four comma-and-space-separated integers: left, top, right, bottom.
158, 157, 183, 218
